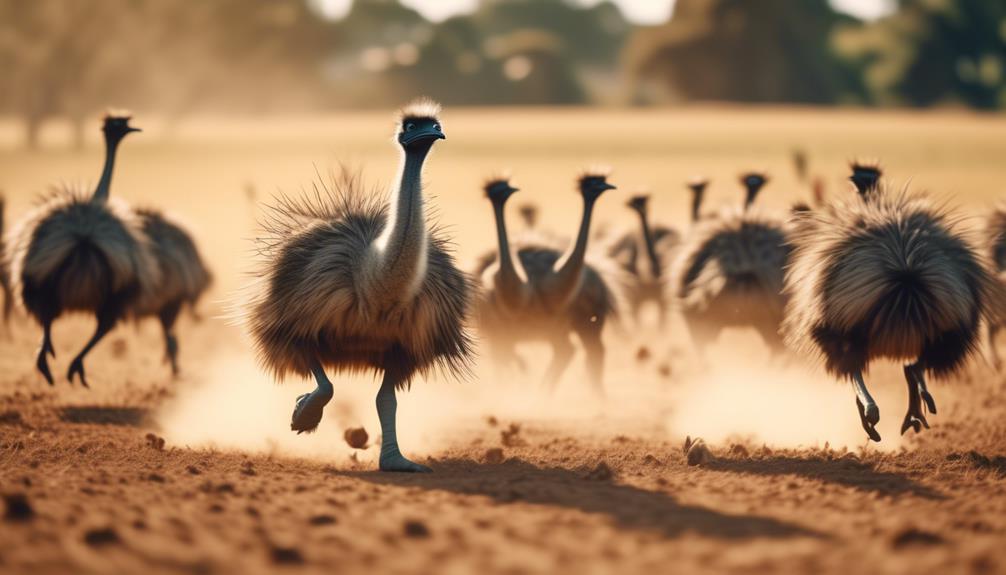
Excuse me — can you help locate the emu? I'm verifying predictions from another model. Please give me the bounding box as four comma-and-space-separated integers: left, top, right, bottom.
477, 172, 617, 395
784, 164, 998, 441
8, 114, 158, 386
671, 173, 791, 355
243, 100, 472, 472
132, 208, 212, 375
618, 194, 675, 326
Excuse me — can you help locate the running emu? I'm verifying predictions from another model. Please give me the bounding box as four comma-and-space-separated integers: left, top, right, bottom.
133, 208, 212, 375
784, 164, 999, 441
244, 100, 473, 472
619, 194, 675, 326
8, 114, 158, 386
671, 173, 790, 354
477, 172, 617, 395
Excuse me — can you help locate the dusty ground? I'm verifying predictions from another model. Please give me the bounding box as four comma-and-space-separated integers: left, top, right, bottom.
1, 107, 1006, 574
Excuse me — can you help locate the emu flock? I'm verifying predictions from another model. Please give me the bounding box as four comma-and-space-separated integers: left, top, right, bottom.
1, 100, 1004, 472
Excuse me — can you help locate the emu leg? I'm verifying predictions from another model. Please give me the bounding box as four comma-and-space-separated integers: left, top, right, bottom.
67, 313, 116, 388
901, 361, 936, 436
541, 334, 575, 393
577, 327, 606, 397
989, 323, 1002, 371
291, 357, 334, 434
851, 370, 881, 442
35, 320, 56, 385
376, 367, 430, 473
158, 301, 183, 376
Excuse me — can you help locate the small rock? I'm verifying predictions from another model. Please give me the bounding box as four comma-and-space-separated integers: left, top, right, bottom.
344, 427, 369, 450
501, 423, 526, 447
2, 493, 34, 522
484, 448, 504, 465
403, 520, 430, 538
144, 433, 165, 451
270, 545, 305, 564
83, 527, 120, 547
309, 514, 337, 526
186, 465, 201, 475
585, 462, 614, 481
891, 528, 944, 548
147, 473, 165, 483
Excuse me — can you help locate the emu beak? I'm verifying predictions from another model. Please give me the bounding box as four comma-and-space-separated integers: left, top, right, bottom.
602, 183, 617, 191
127, 127, 142, 133
401, 126, 445, 146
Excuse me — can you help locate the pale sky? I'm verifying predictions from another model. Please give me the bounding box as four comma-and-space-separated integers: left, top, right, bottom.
314, 0, 897, 25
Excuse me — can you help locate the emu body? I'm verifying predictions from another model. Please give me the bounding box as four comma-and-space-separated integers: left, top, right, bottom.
784, 165, 998, 441
477, 174, 617, 395
133, 209, 212, 375
244, 101, 473, 472
8, 115, 156, 386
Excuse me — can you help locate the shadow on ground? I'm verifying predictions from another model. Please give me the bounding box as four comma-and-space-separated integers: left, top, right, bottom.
59, 405, 150, 426
706, 455, 944, 499
343, 457, 822, 540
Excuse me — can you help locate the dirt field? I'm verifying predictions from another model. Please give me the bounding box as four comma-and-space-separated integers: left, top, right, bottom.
1, 107, 1006, 574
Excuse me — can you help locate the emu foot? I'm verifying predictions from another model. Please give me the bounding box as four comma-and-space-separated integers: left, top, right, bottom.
36, 345, 55, 386
856, 398, 881, 442
291, 388, 332, 434
379, 449, 432, 473
67, 357, 90, 388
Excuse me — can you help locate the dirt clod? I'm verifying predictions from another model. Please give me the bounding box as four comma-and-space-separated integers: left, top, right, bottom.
636, 346, 651, 362
484, 448, 505, 465
585, 462, 614, 481
344, 427, 369, 450
144, 433, 165, 451
891, 528, 944, 548
309, 514, 337, 526
403, 520, 430, 538
684, 437, 712, 466
501, 423, 526, 447
2, 493, 34, 522
270, 545, 305, 564
83, 527, 120, 547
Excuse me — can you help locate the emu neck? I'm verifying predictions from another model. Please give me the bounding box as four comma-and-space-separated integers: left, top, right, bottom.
547, 194, 597, 308
691, 191, 704, 223
744, 188, 758, 211
491, 199, 529, 307
373, 146, 429, 303
635, 208, 662, 278
91, 136, 121, 204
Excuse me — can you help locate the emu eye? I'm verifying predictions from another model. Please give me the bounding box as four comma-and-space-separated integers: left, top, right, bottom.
405, 123, 415, 132
433, 123, 441, 131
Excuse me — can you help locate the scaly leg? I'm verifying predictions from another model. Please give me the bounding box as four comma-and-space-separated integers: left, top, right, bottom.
158, 301, 183, 376
901, 361, 937, 435
35, 320, 56, 385
376, 368, 430, 473
291, 357, 334, 434
541, 334, 575, 394
577, 327, 606, 398
851, 370, 881, 442
67, 314, 115, 388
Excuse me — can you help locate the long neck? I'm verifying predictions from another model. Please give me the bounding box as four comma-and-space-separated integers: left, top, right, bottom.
635, 208, 662, 278
691, 190, 703, 223
549, 194, 597, 306
91, 135, 120, 204
372, 146, 429, 302
491, 199, 529, 306
744, 188, 757, 210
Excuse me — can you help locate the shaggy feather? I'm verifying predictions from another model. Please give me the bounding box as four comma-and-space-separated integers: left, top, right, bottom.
8, 185, 160, 318
242, 171, 474, 387
133, 208, 212, 315
784, 185, 999, 377
397, 98, 441, 124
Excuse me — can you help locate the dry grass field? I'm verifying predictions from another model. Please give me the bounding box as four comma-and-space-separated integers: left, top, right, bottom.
1, 106, 1005, 574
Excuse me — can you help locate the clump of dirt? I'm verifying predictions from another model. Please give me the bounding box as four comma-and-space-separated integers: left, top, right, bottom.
501, 423, 526, 447
83, 527, 121, 547
585, 462, 614, 481
3, 493, 34, 522
344, 427, 369, 450
684, 436, 712, 466
270, 545, 305, 564
891, 527, 945, 548
728, 444, 750, 458
403, 519, 430, 538
484, 448, 504, 464
309, 514, 337, 526
636, 346, 651, 362
144, 433, 165, 451
486, 415, 498, 427
0, 410, 23, 426
241, 461, 256, 476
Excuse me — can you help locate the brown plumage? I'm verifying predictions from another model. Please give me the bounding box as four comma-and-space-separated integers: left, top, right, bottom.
783, 164, 1000, 441
133, 208, 212, 375
8, 114, 156, 386
242, 100, 472, 472
477, 172, 618, 395
671, 173, 791, 353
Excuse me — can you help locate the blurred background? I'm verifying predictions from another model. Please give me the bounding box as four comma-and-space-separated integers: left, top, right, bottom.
0, 0, 1003, 149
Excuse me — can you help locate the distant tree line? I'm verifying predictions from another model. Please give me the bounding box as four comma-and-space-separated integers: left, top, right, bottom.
0, 0, 1001, 147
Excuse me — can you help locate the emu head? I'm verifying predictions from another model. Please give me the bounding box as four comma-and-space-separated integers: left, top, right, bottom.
102, 113, 140, 142
484, 177, 518, 205
740, 172, 768, 209
396, 98, 445, 152
577, 167, 616, 202
850, 163, 882, 198
627, 194, 649, 214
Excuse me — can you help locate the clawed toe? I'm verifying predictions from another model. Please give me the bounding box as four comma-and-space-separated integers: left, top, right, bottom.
67, 359, 90, 388
920, 390, 937, 415
379, 451, 432, 473
36, 349, 54, 386
856, 398, 882, 442
900, 413, 928, 435
291, 390, 331, 434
